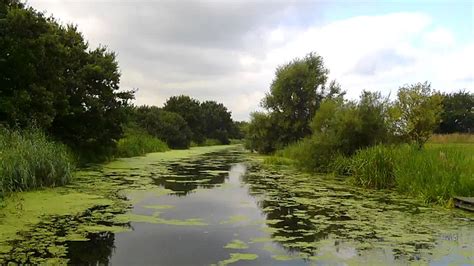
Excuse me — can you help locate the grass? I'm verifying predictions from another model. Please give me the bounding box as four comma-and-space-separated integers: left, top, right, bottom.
350, 144, 474, 204
0, 128, 74, 198
267, 134, 474, 205
429, 133, 474, 144
116, 129, 169, 158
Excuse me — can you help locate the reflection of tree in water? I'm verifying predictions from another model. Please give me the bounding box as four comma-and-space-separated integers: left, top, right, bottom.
243, 167, 326, 256
66, 232, 115, 264
152, 150, 244, 196
244, 164, 442, 261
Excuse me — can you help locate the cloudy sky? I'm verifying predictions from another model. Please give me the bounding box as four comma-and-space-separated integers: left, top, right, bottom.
29, 0, 473, 121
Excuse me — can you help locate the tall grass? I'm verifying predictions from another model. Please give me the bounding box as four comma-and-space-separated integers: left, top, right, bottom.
350, 145, 396, 189
276, 137, 340, 173
350, 144, 474, 204
116, 129, 169, 158
0, 128, 74, 198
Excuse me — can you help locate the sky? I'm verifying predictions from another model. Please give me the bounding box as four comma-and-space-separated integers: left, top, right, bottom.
29, 0, 473, 121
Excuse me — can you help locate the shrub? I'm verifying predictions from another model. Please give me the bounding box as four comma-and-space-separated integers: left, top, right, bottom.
116, 129, 169, 158
0, 128, 74, 197
276, 137, 340, 173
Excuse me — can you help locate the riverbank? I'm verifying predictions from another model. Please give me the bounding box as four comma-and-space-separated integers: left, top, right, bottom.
0, 145, 236, 264
265, 142, 474, 206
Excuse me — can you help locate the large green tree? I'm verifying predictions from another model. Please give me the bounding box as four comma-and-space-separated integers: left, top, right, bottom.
261, 52, 343, 146
200, 101, 233, 144
437, 90, 473, 133
0, 2, 133, 160
392, 82, 443, 148
132, 106, 192, 149
163, 95, 204, 143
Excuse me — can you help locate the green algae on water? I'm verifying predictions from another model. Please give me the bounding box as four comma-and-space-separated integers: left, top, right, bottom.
215, 253, 258, 265
224, 239, 249, 249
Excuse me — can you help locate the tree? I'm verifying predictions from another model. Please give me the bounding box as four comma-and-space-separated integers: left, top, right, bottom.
311, 91, 391, 155
200, 101, 233, 144
245, 112, 280, 154
163, 95, 204, 143
261, 52, 343, 146
132, 106, 191, 149
0, 3, 134, 161
393, 82, 443, 149
437, 90, 474, 133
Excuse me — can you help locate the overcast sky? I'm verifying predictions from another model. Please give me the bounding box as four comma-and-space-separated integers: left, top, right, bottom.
29, 0, 473, 121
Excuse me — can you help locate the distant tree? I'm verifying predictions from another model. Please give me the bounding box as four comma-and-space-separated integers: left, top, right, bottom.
132, 106, 191, 149
200, 101, 233, 144
245, 112, 280, 154
229, 121, 248, 139
163, 95, 204, 143
437, 90, 474, 133
262, 52, 343, 146
392, 82, 443, 149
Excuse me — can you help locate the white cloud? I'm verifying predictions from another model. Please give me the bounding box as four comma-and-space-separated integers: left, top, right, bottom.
27, 1, 474, 120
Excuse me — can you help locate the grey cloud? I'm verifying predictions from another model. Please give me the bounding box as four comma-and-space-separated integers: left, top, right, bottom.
352, 49, 414, 76
29, 0, 326, 120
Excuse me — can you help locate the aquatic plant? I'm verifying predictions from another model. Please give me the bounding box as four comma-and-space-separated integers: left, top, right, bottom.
351, 145, 396, 189
0, 128, 74, 198
349, 144, 474, 203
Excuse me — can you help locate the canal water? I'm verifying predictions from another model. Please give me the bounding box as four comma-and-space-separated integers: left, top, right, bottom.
66, 146, 473, 265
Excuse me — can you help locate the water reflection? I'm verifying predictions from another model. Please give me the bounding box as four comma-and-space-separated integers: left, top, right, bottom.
66, 232, 115, 264
59, 147, 474, 265
152, 151, 243, 196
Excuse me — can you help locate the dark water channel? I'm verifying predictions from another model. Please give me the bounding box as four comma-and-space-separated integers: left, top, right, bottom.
66, 147, 473, 265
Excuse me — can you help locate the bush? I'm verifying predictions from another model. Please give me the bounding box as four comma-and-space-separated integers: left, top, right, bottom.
276, 137, 340, 173
116, 129, 169, 158
0, 128, 74, 197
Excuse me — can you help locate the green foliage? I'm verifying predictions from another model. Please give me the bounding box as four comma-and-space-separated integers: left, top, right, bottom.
132, 106, 192, 149
394, 145, 474, 204
116, 129, 169, 158
392, 82, 443, 149
245, 112, 280, 154
348, 144, 474, 204
261, 52, 343, 146
0, 127, 74, 197
229, 121, 248, 140
0, 3, 134, 162
200, 101, 233, 144
163, 95, 204, 143
276, 137, 340, 173
350, 145, 396, 189
437, 90, 474, 133
311, 91, 391, 156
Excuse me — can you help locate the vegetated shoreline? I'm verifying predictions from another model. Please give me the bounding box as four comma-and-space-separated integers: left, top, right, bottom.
262, 137, 474, 207
0, 144, 236, 264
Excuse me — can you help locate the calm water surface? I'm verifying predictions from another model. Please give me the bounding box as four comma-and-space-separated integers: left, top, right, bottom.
66, 147, 474, 265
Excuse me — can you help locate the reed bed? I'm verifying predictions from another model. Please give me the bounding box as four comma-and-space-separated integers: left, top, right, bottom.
0, 128, 74, 198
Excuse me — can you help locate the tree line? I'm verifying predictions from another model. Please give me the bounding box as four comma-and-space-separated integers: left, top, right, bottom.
0, 1, 243, 163
246, 53, 473, 155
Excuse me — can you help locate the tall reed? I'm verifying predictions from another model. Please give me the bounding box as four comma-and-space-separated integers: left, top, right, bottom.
0, 128, 75, 198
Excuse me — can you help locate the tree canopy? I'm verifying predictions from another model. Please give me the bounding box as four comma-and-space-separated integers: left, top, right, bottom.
0, 2, 134, 160
437, 90, 473, 134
